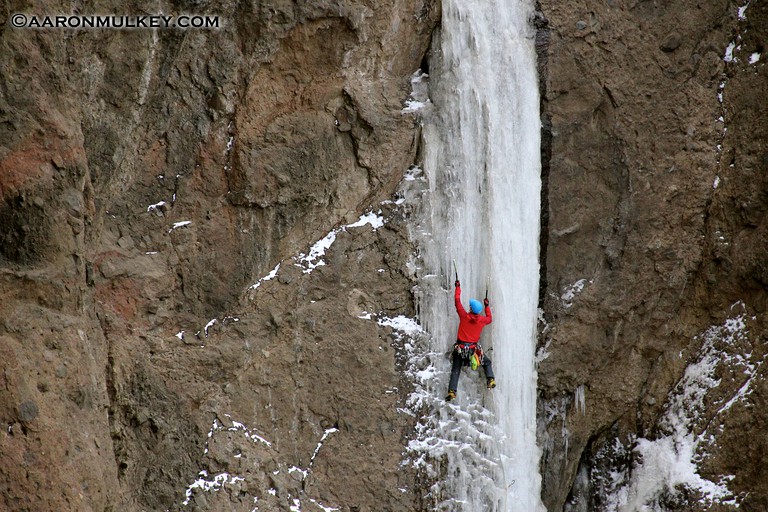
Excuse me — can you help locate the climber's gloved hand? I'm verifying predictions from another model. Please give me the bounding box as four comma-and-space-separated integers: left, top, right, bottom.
484, 298, 490, 307
455, 280, 460, 288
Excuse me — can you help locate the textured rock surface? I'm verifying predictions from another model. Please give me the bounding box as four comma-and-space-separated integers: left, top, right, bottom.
3, 0, 767, 510
0, 1, 437, 510
537, 0, 768, 509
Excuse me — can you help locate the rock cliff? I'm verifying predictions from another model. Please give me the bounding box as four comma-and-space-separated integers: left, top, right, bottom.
1, 0, 766, 510
1, 1, 437, 510
537, 0, 767, 509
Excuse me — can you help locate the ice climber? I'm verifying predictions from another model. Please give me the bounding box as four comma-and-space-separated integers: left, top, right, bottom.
445, 279, 496, 402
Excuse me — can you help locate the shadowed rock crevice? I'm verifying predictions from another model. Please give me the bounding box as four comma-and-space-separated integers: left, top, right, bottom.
0, 193, 51, 266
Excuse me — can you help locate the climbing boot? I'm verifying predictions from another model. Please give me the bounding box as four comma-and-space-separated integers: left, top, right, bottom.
487, 378, 496, 389
445, 390, 457, 402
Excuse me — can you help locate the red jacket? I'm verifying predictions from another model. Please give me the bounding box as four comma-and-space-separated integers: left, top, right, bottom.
455, 285, 492, 343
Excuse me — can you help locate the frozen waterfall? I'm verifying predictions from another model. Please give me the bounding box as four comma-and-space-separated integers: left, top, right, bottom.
405, 0, 544, 510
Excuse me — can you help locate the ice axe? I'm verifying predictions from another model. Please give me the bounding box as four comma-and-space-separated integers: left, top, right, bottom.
485, 276, 493, 352
447, 259, 459, 358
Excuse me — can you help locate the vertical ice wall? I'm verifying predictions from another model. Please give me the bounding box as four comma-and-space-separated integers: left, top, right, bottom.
409, 0, 544, 509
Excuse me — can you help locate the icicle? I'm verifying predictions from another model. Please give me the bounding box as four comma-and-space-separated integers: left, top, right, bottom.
574, 385, 586, 415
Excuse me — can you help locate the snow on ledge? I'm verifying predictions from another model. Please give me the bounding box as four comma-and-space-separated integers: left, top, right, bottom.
402, 99, 430, 113
182, 471, 244, 506
401, 70, 431, 114
250, 262, 281, 290
738, 2, 749, 20
295, 211, 385, 274
168, 220, 192, 233
347, 211, 385, 229
377, 315, 423, 335
147, 200, 166, 213
610, 305, 752, 509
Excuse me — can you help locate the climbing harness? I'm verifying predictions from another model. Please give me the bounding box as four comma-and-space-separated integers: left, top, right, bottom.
453, 341, 484, 370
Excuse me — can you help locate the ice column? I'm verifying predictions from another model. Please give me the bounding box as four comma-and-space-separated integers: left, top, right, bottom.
415, 0, 545, 509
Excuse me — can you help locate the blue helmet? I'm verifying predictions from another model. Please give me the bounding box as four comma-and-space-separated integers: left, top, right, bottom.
469, 299, 483, 314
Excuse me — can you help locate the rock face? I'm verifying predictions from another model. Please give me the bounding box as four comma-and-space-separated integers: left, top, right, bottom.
2, 0, 766, 510
0, 1, 437, 510
537, 0, 768, 510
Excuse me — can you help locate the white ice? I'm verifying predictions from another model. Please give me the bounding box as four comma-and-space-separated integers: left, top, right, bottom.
405, 0, 545, 509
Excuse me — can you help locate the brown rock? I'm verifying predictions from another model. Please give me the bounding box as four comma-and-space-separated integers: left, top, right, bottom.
537, 0, 768, 509
660, 31, 683, 52
0, 1, 437, 510
4, 0, 763, 509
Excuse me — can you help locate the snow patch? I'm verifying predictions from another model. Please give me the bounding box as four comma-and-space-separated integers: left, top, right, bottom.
288, 465, 309, 479
250, 263, 281, 290
169, 220, 192, 233
295, 230, 337, 273
147, 200, 166, 214
295, 211, 385, 274
749, 52, 760, 64
377, 315, 423, 335
346, 211, 385, 229
203, 318, 216, 337
307, 497, 340, 511
608, 306, 753, 509
561, 278, 588, 308
738, 2, 749, 20
402, 70, 431, 114
182, 471, 244, 506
